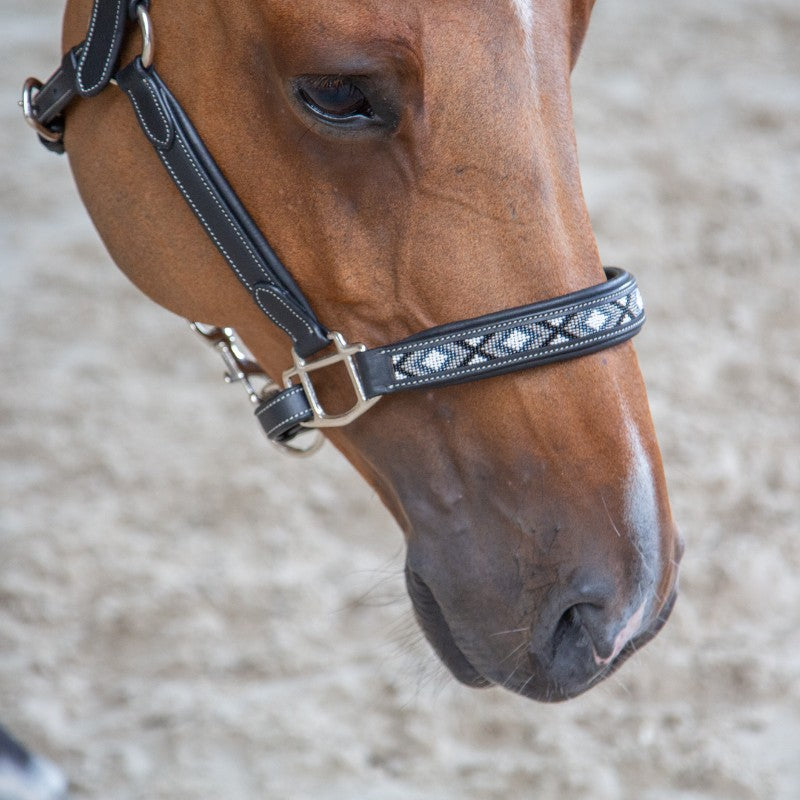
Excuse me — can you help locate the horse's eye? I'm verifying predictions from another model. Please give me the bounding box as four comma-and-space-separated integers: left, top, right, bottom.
297, 77, 374, 122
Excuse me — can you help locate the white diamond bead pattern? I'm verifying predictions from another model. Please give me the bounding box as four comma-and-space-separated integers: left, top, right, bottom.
391, 287, 644, 384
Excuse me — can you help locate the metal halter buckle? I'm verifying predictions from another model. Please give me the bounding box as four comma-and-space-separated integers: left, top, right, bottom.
21, 78, 63, 144
189, 323, 323, 456
21, 5, 155, 145
283, 332, 381, 428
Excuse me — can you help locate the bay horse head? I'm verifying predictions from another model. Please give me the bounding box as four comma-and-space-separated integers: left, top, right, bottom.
56, 0, 682, 701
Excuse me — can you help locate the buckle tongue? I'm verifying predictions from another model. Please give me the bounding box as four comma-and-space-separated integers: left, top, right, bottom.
283, 331, 380, 428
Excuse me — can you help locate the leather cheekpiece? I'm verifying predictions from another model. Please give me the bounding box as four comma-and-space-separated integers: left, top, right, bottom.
116, 59, 331, 359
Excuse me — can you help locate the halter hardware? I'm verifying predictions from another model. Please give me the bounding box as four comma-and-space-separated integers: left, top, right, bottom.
135, 4, 155, 69
284, 332, 381, 429
189, 323, 273, 406
189, 323, 324, 456
23, 0, 647, 456
21, 78, 63, 144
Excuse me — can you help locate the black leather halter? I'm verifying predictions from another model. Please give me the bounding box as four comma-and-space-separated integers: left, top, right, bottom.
23, 0, 646, 450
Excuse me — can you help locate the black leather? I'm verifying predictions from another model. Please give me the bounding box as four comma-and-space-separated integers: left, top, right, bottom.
254, 269, 644, 440
75, 0, 128, 97
255, 385, 314, 442
355, 268, 644, 396
116, 59, 331, 359
31, 49, 79, 123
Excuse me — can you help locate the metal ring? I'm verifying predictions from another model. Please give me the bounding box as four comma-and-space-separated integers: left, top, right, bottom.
21, 77, 63, 143
271, 429, 325, 457
136, 5, 155, 69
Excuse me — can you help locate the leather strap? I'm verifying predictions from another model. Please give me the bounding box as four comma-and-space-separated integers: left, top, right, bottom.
29, 1, 331, 353
255, 269, 645, 442
115, 58, 331, 358
29, 49, 79, 125
74, 0, 128, 97
255, 385, 314, 442
356, 267, 643, 394
26, 0, 141, 138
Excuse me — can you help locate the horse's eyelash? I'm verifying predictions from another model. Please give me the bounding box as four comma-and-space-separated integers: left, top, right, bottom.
306, 75, 348, 89
305, 75, 368, 91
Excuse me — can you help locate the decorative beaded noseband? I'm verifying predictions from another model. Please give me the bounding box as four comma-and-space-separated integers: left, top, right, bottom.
22, 0, 645, 454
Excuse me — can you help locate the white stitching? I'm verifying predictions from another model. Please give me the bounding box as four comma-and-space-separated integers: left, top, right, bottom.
154, 129, 274, 299
172, 136, 264, 288
378, 285, 636, 355
255, 286, 315, 337
131, 83, 316, 343
76, 0, 104, 91
77, 0, 123, 94
156, 148, 244, 289
255, 291, 293, 338
255, 386, 306, 417
126, 81, 171, 148
376, 284, 636, 356
385, 319, 643, 391
160, 94, 316, 340
142, 104, 265, 290
267, 408, 309, 438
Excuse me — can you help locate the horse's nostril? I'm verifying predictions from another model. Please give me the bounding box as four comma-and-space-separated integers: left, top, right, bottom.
570, 597, 650, 667
530, 587, 622, 675
551, 605, 590, 657
571, 602, 616, 661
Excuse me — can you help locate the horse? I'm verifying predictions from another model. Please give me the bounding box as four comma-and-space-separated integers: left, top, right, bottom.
25, 0, 682, 703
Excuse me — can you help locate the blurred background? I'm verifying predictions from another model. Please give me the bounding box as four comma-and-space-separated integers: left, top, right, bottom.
1, 1, 798, 798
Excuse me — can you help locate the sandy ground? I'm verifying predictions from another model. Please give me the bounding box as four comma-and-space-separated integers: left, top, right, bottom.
1, 1, 799, 798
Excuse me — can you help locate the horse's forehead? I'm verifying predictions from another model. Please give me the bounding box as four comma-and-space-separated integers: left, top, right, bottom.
256, 0, 562, 83
264, 0, 544, 40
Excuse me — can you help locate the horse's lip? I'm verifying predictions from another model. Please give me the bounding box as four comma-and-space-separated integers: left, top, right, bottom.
404, 567, 491, 688
599, 586, 679, 678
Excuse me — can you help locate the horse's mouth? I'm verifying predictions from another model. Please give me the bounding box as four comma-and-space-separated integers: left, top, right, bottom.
404, 567, 491, 688
405, 566, 679, 701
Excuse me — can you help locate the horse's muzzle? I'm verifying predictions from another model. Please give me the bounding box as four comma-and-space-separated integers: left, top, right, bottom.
405, 564, 680, 702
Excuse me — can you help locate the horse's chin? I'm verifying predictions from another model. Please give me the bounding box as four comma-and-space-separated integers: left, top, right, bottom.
405, 567, 491, 688
405, 567, 679, 703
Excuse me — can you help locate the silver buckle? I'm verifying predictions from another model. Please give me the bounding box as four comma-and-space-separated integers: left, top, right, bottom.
21, 78, 63, 144
283, 331, 381, 428
189, 322, 323, 456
